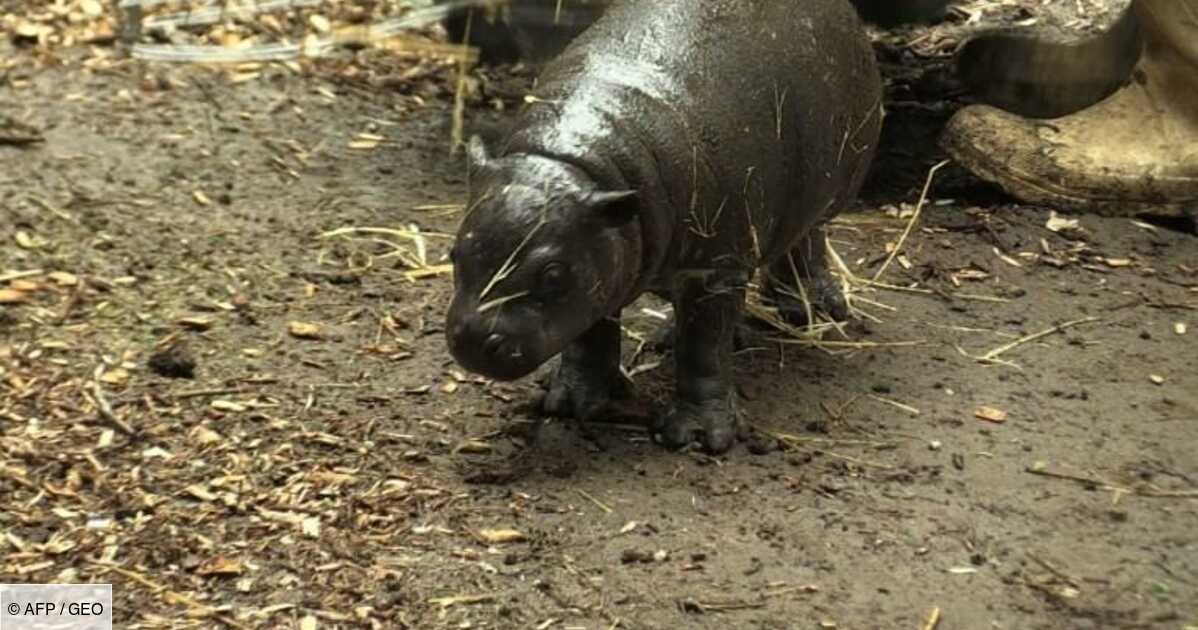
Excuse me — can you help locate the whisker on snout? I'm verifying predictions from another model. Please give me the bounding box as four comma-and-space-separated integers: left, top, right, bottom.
477, 290, 531, 314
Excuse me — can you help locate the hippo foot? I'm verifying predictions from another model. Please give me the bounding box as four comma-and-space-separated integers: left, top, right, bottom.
653, 394, 745, 454
769, 273, 849, 326
542, 360, 639, 423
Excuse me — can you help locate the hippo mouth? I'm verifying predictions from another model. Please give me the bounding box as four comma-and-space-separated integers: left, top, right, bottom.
445, 315, 558, 382
451, 335, 547, 382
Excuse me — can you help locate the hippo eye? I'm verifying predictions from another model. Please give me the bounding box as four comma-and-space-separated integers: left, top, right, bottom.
538, 262, 572, 299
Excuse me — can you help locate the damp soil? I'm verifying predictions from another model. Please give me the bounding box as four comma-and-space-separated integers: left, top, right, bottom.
1, 1, 1195, 629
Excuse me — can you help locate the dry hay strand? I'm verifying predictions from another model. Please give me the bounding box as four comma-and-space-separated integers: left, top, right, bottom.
957, 316, 1102, 367
743, 236, 903, 351
923, 607, 943, 630
1026, 463, 1198, 500
450, 8, 477, 155
316, 224, 454, 281
871, 159, 950, 283
477, 214, 548, 302
745, 291, 925, 354
743, 294, 837, 342
824, 234, 892, 323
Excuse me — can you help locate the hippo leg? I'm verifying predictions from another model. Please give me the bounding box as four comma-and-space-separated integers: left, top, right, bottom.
647, 312, 754, 352
764, 227, 849, 326
654, 270, 748, 454
543, 316, 631, 421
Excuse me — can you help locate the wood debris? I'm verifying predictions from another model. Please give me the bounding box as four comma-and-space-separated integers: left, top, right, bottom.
287, 321, 323, 339
974, 406, 1008, 423
478, 529, 526, 544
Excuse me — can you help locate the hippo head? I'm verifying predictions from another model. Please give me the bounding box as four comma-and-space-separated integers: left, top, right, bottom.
445, 137, 640, 381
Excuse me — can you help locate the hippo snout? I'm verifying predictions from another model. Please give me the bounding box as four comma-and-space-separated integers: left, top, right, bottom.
478, 332, 525, 367
447, 312, 543, 381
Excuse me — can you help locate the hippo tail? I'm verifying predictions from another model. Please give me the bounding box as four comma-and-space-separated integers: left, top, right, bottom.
955, 3, 1142, 119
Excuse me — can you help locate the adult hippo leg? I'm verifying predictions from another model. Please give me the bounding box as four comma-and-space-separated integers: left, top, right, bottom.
763, 227, 849, 326
655, 270, 748, 454
543, 315, 632, 421
849, 0, 951, 27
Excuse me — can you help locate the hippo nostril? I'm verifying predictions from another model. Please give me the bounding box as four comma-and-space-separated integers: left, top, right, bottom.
483, 333, 504, 357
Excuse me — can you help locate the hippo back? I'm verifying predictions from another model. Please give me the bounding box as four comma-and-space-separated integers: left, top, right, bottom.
504, 0, 882, 289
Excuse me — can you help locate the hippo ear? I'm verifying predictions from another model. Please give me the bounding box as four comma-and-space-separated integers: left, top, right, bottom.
466, 135, 490, 173
584, 189, 639, 228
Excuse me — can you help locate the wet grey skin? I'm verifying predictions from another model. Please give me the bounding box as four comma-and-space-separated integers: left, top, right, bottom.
441, 0, 952, 67
445, 0, 882, 454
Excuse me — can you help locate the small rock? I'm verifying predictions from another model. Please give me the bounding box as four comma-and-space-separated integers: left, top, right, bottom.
176, 316, 214, 331
148, 344, 196, 379
746, 434, 777, 455
621, 549, 653, 564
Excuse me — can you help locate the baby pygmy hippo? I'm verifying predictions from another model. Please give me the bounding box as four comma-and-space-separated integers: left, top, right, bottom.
446, 0, 882, 453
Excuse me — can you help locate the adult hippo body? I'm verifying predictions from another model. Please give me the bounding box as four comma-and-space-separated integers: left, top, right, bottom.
447, 0, 882, 453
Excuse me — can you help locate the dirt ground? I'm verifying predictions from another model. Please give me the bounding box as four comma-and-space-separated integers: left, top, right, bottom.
2, 1, 1196, 629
